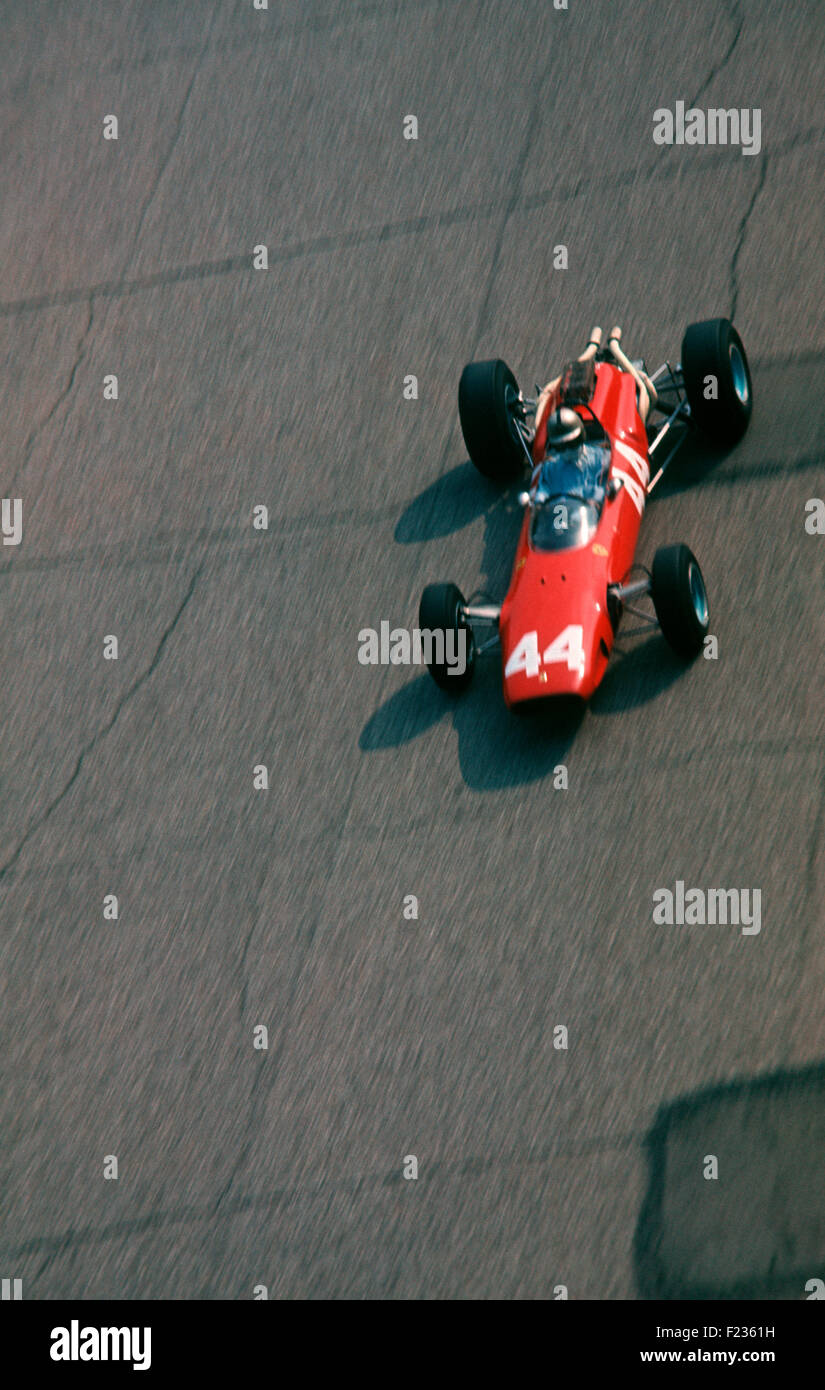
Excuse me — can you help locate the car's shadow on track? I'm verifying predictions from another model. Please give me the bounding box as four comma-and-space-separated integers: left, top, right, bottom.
590, 633, 689, 714
395, 460, 500, 543
646, 428, 730, 500
635, 1061, 825, 1299
395, 458, 521, 598
359, 635, 689, 791
359, 664, 583, 790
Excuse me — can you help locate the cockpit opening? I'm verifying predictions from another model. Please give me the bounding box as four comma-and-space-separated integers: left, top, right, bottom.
530, 438, 611, 552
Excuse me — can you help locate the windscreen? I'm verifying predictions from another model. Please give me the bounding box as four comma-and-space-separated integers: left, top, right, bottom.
530, 442, 611, 552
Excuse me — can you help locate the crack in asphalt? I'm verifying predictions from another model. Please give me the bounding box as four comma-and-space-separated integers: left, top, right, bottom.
212, 923, 322, 1217
0, 126, 821, 321
2, 7, 216, 501
118, 8, 219, 286
0, 0, 486, 103
237, 863, 271, 1027
689, 0, 744, 110
0, 563, 203, 885
730, 153, 769, 322
804, 763, 825, 903
1, 724, 821, 890
470, 44, 552, 347
5, 295, 94, 497
7, 1123, 642, 1270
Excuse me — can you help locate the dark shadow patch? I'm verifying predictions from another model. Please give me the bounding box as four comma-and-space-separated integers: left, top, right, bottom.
395, 461, 501, 543
635, 1062, 825, 1300
359, 658, 584, 791
590, 634, 690, 714
452, 669, 585, 791
648, 428, 731, 500
359, 673, 445, 750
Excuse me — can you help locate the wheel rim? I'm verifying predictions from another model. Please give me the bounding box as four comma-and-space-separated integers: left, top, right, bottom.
454, 602, 474, 666
503, 383, 524, 443
688, 562, 708, 626
729, 344, 749, 405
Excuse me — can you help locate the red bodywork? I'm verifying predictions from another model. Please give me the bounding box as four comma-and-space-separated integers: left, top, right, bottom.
499, 362, 650, 706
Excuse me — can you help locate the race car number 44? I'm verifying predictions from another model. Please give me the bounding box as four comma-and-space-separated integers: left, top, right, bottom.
505, 625, 585, 678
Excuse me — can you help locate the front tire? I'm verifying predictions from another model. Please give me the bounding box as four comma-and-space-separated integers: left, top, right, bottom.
651, 544, 709, 659
681, 317, 752, 445
458, 358, 525, 481
418, 582, 476, 691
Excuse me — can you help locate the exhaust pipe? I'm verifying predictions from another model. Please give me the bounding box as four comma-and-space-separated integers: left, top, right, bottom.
607, 325, 657, 422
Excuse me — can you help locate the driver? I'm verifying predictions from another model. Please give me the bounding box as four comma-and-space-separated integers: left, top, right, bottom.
537, 406, 587, 499
535, 407, 607, 505
544, 406, 584, 451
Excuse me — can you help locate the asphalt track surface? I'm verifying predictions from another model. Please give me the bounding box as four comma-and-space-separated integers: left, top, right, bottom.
0, 0, 824, 1300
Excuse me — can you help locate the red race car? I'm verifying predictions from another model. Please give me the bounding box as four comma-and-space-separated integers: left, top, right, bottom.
419, 318, 752, 709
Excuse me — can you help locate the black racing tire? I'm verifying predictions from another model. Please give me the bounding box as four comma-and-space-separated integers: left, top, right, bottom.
651, 544, 710, 659
681, 318, 752, 445
418, 582, 476, 691
458, 358, 525, 481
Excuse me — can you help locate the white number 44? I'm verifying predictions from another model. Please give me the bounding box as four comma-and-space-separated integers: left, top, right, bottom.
504, 625, 585, 678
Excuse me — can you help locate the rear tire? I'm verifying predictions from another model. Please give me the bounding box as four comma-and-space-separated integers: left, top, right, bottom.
681, 318, 752, 445
651, 544, 709, 659
418, 583, 476, 691
458, 358, 525, 481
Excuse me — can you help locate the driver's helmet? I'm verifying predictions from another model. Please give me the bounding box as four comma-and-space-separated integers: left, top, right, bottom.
545, 406, 584, 451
